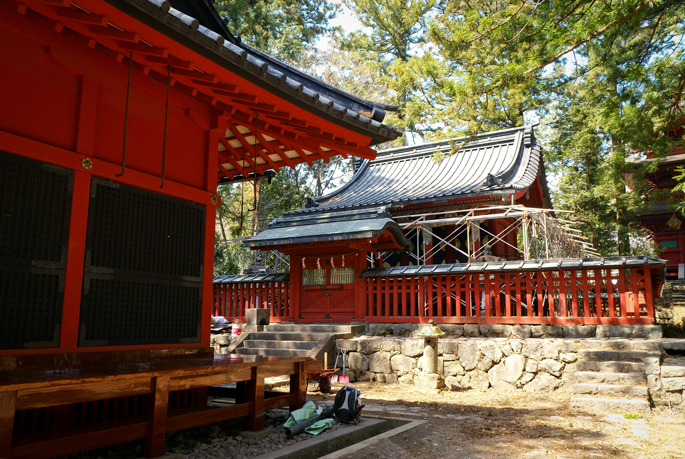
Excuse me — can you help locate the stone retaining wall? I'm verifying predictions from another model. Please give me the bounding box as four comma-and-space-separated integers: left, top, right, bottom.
336, 337, 578, 392
362, 323, 663, 340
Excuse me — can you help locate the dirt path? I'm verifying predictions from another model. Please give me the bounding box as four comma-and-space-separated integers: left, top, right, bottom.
310, 382, 685, 459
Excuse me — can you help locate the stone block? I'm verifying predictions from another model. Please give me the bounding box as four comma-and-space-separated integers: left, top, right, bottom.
390, 324, 414, 337
443, 353, 457, 361
337, 339, 358, 353
478, 356, 494, 372
539, 359, 564, 377
519, 372, 535, 386
480, 340, 504, 364
376, 373, 386, 383
357, 339, 382, 354
541, 341, 561, 360
413, 371, 445, 392
563, 325, 596, 338
444, 376, 462, 391
398, 375, 414, 385
215, 335, 230, 346
662, 377, 685, 392
647, 374, 662, 391
391, 354, 416, 375
444, 360, 466, 376
511, 325, 531, 339
384, 373, 398, 384
523, 373, 561, 392
462, 370, 490, 391
525, 359, 538, 373
643, 357, 661, 375
381, 339, 400, 353
368, 324, 394, 336
500, 342, 514, 357
439, 339, 458, 356
560, 352, 578, 364
464, 324, 481, 337
438, 356, 444, 376
441, 324, 464, 337
561, 362, 577, 389
522, 340, 543, 361
401, 339, 425, 357
245, 308, 270, 326
510, 339, 522, 353
458, 341, 481, 371
356, 371, 376, 382
488, 354, 525, 390
347, 352, 369, 372
479, 324, 513, 338
531, 325, 563, 338
662, 366, 685, 378
369, 352, 392, 374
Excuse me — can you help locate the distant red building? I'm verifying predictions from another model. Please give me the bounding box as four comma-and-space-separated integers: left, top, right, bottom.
630, 125, 685, 279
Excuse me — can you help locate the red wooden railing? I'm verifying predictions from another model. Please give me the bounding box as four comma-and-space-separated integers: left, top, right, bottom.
213, 274, 290, 321
362, 259, 664, 325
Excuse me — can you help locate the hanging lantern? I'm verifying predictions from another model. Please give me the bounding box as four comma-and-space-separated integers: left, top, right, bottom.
342, 255, 345, 267
302, 258, 306, 269
667, 213, 682, 230
317, 258, 321, 269
331, 257, 335, 269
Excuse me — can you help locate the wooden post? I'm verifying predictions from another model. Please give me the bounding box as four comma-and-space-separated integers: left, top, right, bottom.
247, 367, 265, 431
144, 376, 170, 458
0, 391, 17, 459
289, 361, 306, 412
290, 256, 302, 321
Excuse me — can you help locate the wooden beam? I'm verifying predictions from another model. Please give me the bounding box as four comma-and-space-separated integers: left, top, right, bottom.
257, 133, 294, 169
90, 25, 139, 42
219, 137, 263, 175
226, 123, 279, 172
56, 8, 107, 26
119, 41, 168, 57
146, 55, 193, 70
192, 79, 236, 92
218, 150, 243, 175
172, 68, 218, 83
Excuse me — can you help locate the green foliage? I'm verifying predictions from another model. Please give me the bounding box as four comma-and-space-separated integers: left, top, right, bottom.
214, 0, 339, 61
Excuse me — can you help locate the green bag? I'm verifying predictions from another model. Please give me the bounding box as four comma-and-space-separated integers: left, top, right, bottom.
305, 419, 334, 435
283, 401, 318, 428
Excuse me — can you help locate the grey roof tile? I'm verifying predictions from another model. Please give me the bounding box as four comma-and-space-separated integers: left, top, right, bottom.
286, 125, 541, 216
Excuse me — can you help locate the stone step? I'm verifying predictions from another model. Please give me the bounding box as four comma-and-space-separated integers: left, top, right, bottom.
572, 383, 649, 398
266, 324, 363, 334
243, 340, 315, 350
576, 360, 644, 373
578, 339, 662, 352
236, 347, 312, 358
571, 396, 651, 414
574, 371, 647, 385
247, 332, 329, 342
578, 350, 659, 362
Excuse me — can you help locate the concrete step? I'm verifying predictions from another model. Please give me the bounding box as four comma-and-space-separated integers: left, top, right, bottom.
236, 347, 312, 358
574, 371, 647, 386
571, 396, 651, 414
266, 324, 364, 334
576, 360, 645, 373
243, 340, 315, 350
572, 384, 649, 398
248, 332, 329, 341
578, 350, 659, 362
578, 339, 662, 352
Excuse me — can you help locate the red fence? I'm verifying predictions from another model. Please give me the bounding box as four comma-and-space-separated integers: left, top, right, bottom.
363, 262, 663, 325
213, 274, 290, 321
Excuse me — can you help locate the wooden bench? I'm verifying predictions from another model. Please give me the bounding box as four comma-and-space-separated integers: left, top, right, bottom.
0, 349, 320, 459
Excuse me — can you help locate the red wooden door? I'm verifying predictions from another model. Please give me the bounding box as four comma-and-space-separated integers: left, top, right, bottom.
300, 266, 356, 321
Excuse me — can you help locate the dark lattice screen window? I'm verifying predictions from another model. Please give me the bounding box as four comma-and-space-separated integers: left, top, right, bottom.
0, 152, 72, 349
79, 179, 205, 346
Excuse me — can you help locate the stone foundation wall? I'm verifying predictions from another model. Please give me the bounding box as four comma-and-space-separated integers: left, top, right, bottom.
362, 323, 663, 340
336, 337, 578, 392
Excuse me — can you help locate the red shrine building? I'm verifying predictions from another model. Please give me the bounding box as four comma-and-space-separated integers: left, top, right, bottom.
215, 126, 665, 325
629, 124, 685, 280
0, 0, 399, 456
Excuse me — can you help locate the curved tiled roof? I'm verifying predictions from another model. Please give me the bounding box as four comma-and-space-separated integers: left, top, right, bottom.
142, 0, 402, 144
288, 125, 542, 215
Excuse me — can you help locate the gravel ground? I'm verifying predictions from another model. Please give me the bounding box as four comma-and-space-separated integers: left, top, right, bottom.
57, 381, 685, 459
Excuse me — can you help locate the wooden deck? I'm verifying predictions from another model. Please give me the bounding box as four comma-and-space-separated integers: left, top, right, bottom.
0, 350, 320, 459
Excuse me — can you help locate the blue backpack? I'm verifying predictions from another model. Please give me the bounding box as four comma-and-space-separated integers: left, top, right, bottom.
333, 385, 364, 424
